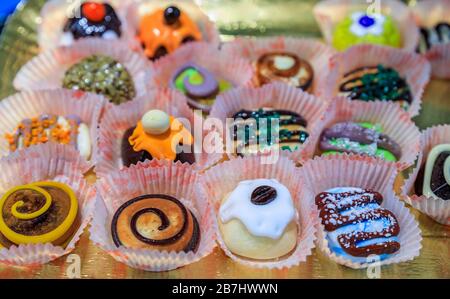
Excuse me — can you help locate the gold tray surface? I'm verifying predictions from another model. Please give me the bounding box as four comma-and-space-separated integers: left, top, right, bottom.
0, 0, 448, 279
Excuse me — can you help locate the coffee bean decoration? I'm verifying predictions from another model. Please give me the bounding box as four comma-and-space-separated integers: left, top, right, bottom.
251, 185, 277, 205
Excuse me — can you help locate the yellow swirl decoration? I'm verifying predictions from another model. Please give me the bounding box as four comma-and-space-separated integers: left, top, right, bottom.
0, 181, 78, 245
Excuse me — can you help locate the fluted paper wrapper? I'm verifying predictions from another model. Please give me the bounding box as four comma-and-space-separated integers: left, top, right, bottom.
221, 36, 336, 96
201, 155, 317, 269
313, 97, 421, 171
401, 125, 450, 225
149, 42, 254, 95
124, 0, 220, 54
13, 39, 150, 100
0, 143, 96, 266
313, 0, 419, 52
95, 88, 223, 178
412, 0, 450, 79
38, 0, 134, 51
0, 89, 105, 165
90, 160, 216, 272
209, 83, 329, 164
300, 155, 422, 269
319, 44, 431, 117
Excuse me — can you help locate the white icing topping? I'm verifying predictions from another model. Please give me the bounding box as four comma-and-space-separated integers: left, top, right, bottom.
219, 179, 296, 240
350, 12, 386, 37
326, 187, 364, 194
423, 143, 450, 198
77, 123, 91, 160
102, 30, 119, 40
444, 156, 450, 186
274, 55, 295, 70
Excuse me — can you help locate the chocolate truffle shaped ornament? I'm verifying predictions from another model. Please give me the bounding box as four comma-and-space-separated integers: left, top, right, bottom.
138, 5, 203, 60
61, 2, 122, 45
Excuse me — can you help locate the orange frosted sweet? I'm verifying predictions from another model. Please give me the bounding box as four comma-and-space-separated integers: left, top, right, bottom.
137, 6, 202, 59
129, 116, 193, 161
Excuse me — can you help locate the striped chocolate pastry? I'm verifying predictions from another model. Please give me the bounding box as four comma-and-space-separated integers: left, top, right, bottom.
339, 64, 412, 110
256, 52, 314, 91
315, 187, 400, 260
0, 182, 80, 248
415, 144, 450, 201
111, 194, 200, 253
231, 107, 309, 155
320, 122, 402, 162
418, 22, 450, 54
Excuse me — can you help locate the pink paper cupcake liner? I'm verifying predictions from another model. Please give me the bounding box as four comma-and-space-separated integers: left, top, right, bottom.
0, 143, 96, 266
319, 44, 431, 117
221, 36, 336, 96
209, 83, 329, 164
90, 159, 216, 272
0, 89, 105, 165
313, 0, 420, 52
201, 155, 317, 269
401, 125, 450, 225
95, 88, 223, 177
38, 0, 135, 51
148, 42, 254, 101
124, 0, 220, 55
412, 0, 450, 79
300, 154, 422, 269
311, 96, 421, 171
13, 38, 151, 101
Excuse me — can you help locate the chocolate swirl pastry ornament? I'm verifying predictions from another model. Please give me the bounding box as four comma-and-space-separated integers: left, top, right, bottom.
339, 64, 413, 110
320, 122, 402, 162
218, 179, 298, 260
315, 187, 400, 263
418, 23, 450, 54
231, 108, 309, 155
111, 194, 200, 253
256, 52, 314, 91
0, 182, 80, 248
62, 2, 122, 45
415, 144, 450, 201
171, 62, 232, 114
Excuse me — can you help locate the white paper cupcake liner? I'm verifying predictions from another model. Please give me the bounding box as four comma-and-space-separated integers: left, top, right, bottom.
201, 155, 317, 269
313, 0, 420, 52
209, 83, 329, 164
90, 159, 216, 272
318, 44, 431, 117
0, 89, 105, 165
221, 36, 336, 96
149, 42, 254, 100
412, 0, 450, 79
124, 0, 220, 55
38, 0, 135, 51
401, 125, 450, 225
95, 88, 223, 178
300, 154, 422, 269
312, 96, 421, 171
0, 143, 96, 266
13, 38, 151, 101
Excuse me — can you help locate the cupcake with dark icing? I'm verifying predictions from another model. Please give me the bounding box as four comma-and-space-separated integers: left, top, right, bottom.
338, 64, 412, 110
415, 144, 450, 201
121, 109, 195, 167
315, 187, 401, 263
137, 6, 202, 60
231, 108, 309, 156
61, 2, 122, 46
171, 63, 232, 114
319, 122, 402, 162
0, 181, 80, 248
111, 194, 200, 252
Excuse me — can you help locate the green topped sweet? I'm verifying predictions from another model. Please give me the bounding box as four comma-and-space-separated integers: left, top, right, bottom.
332, 12, 401, 51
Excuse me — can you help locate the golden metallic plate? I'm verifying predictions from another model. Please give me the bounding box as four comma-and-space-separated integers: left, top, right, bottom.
0, 0, 448, 278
